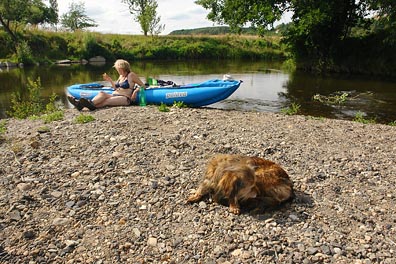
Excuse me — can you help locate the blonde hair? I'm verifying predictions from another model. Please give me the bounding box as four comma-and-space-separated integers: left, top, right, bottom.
113, 59, 130, 72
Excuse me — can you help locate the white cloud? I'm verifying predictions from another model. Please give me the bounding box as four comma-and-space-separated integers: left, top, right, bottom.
57, 0, 215, 34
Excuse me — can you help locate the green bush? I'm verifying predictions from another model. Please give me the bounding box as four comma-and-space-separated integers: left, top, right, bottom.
41, 110, 64, 123
8, 77, 44, 119
353, 111, 376, 124
172, 101, 188, 108
16, 41, 34, 65
7, 77, 63, 121
27, 32, 69, 61
158, 103, 170, 112
83, 33, 114, 60
0, 32, 11, 58
75, 114, 95, 123
45, 94, 60, 113
281, 102, 301, 115
0, 120, 7, 135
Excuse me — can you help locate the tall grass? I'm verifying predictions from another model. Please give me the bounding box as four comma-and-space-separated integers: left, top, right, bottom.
1, 31, 287, 63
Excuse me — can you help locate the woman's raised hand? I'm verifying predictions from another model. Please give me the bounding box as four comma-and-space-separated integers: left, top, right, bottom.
102, 73, 111, 81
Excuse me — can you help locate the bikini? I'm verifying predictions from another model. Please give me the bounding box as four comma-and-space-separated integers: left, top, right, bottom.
115, 79, 130, 89
114, 77, 135, 105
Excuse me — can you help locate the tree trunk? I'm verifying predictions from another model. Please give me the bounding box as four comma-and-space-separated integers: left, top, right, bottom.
0, 17, 18, 42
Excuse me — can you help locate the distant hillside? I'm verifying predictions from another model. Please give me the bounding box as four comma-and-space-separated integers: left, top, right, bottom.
169, 26, 260, 35
169, 25, 289, 36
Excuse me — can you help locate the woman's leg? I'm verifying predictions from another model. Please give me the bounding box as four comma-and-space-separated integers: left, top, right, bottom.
95, 95, 130, 108
92, 92, 112, 106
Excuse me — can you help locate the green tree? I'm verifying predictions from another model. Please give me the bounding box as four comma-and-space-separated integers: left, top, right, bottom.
195, 0, 396, 71
145, 1, 165, 35
46, 0, 59, 26
369, 0, 396, 44
60, 1, 97, 31
28, 0, 59, 28
0, 0, 58, 42
122, 0, 165, 36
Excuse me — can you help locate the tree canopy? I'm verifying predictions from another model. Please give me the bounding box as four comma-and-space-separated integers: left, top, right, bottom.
122, 0, 164, 36
0, 0, 58, 41
196, 0, 396, 71
60, 1, 97, 32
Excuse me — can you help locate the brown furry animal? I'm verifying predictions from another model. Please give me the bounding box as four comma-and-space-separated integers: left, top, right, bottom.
187, 154, 294, 214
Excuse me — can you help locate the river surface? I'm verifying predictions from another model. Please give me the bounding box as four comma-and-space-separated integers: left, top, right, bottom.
0, 60, 395, 123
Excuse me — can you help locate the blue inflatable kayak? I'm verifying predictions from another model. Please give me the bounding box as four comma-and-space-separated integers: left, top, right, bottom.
67, 79, 242, 107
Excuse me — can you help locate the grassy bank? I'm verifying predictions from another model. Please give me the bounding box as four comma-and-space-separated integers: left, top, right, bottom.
0, 30, 287, 64
1, 29, 395, 78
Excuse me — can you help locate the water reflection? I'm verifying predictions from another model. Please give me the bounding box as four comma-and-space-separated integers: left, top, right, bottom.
0, 60, 395, 123
212, 71, 289, 112
281, 72, 396, 122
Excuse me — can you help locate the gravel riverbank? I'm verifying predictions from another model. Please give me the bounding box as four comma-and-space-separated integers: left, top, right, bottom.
1, 106, 396, 263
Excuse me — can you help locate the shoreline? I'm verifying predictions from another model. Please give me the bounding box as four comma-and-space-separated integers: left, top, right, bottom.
1, 106, 396, 263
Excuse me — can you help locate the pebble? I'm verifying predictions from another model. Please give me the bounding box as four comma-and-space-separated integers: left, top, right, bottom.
8, 210, 21, 221
51, 191, 63, 198
1, 107, 395, 263
133, 228, 141, 238
52, 217, 70, 226
198, 201, 207, 209
147, 237, 157, 247
17, 183, 32, 192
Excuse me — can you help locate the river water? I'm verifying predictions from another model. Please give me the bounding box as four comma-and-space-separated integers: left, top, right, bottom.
0, 60, 395, 123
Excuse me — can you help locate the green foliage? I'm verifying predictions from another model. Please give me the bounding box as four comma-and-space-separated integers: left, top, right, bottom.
195, 0, 283, 34
0, 30, 287, 62
82, 33, 114, 60
41, 110, 64, 123
0, 0, 58, 42
0, 120, 6, 143
281, 103, 301, 115
281, 58, 296, 72
0, 32, 11, 58
122, 0, 164, 36
388, 121, 396, 126
196, 0, 396, 75
46, 0, 59, 25
74, 114, 95, 124
45, 93, 60, 113
60, 2, 97, 31
170, 26, 263, 35
40, 93, 64, 123
26, 32, 68, 61
158, 103, 170, 112
16, 41, 34, 65
313, 92, 349, 105
7, 77, 63, 121
353, 111, 376, 124
110, 39, 123, 54
8, 77, 44, 119
157, 101, 188, 111
172, 101, 188, 108
37, 126, 51, 133
28, 115, 41, 121
139, 0, 164, 36
0, 120, 7, 135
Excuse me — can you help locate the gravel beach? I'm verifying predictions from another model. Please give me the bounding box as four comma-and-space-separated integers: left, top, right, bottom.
1, 106, 396, 263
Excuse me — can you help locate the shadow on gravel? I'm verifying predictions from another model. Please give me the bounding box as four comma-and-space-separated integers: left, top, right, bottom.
246, 190, 314, 222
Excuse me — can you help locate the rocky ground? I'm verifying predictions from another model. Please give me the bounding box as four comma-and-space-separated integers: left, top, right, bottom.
1, 106, 395, 263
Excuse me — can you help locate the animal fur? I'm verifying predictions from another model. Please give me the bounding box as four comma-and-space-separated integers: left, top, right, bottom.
187, 154, 294, 214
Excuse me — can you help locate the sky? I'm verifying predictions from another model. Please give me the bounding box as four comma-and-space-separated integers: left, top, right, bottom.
57, 0, 217, 35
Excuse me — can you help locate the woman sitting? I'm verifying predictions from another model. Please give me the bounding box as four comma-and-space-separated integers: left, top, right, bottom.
67, 59, 145, 111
